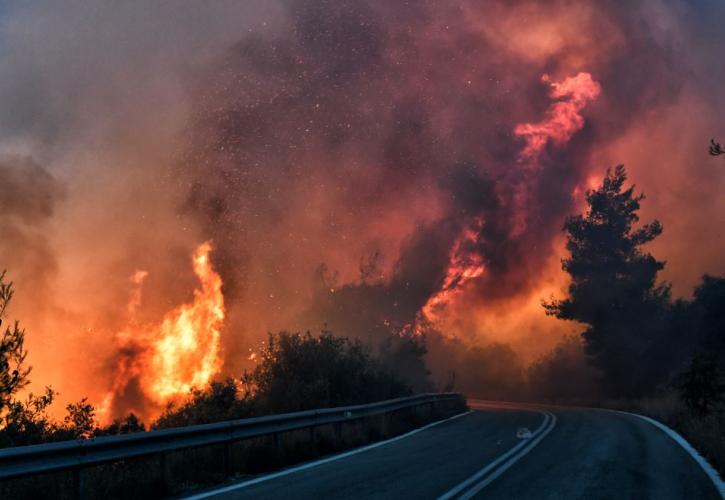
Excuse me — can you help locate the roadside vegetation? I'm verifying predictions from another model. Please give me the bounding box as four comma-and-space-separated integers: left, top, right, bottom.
1, 289, 463, 498
533, 165, 725, 475
1, 162, 724, 489
154, 330, 413, 429
1, 322, 416, 445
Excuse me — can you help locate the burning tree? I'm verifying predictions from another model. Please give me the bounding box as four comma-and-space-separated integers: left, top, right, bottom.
544, 166, 671, 396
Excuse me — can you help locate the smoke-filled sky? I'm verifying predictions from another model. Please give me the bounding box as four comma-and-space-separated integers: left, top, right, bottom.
0, 0, 723, 419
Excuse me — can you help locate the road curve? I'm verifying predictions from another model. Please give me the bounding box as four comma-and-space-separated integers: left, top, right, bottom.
185, 401, 723, 500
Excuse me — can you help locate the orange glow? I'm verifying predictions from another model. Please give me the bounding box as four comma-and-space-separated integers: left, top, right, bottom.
421, 217, 485, 326
98, 241, 224, 422
8, 1, 719, 416
421, 73, 601, 338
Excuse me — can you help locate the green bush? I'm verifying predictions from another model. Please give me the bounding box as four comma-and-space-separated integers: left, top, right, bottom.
251, 330, 412, 414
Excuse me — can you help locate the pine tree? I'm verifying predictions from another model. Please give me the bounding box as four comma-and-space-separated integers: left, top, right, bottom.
545, 166, 670, 396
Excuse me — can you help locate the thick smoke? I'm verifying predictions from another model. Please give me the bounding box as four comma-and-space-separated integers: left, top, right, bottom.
0, 1, 722, 413
175, 0, 689, 370
0, 157, 63, 300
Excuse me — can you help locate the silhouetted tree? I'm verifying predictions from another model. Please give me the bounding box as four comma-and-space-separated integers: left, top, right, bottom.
59, 398, 97, 439
101, 413, 145, 435
690, 275, 725, 361
0, 387, 57, 447
378, 332, 432, 393
676, 354, 725, 414
545, 166, 671, 396
0, 271, 31, 413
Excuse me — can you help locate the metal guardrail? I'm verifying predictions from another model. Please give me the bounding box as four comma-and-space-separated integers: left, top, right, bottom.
0, 392, 464, 480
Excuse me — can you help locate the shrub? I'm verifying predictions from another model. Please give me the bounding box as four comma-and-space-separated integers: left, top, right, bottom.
154, 379, 255, 429
675, 354, 725, 415
251, 330, 412, 414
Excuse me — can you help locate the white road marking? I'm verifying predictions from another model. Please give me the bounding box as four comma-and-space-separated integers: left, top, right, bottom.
457, 411, 556, 499
610, 409, 725, 500
516, 427, 532, 439
472, 399, 725, 500
438, 409, 557, 500
183, 409, 475, 500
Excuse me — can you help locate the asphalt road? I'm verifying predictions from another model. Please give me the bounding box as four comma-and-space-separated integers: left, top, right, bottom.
186, 401, 724, 500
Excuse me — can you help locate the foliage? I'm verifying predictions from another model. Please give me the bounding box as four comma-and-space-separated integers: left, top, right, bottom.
690, 275, 725, 360
101, 413, 146, 435
0, 271, 32, 413
154, 379, 255, 429
676, 354, 725, 415
0, 387, 57, 447
58, 397, 98, 439
251, 330, 411, 414
378, 332, 432, 393
152, 330, 413, 428
545, 165, 671, 396
0, 388, 148, 446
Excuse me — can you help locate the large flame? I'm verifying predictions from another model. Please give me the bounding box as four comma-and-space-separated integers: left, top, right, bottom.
421, 217, 486, 327
419, 73, 601, 333
99, 241, 224, 422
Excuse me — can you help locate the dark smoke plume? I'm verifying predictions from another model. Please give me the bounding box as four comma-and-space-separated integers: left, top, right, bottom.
0, 0, 722, 413
0, 157, 64, 305
175, 0, 686, 370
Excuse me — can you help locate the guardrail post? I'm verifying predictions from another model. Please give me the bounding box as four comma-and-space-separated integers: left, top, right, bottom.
273, 432, 281, 450
159, 452, 170, 490
72, 468, 85, 500
381, 413, 390, 436
334, 422, 342, 441
309, 425, 316, 444
223, 442, 232, 476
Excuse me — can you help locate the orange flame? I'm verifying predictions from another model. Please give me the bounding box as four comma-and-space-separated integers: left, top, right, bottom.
99, 241, 224, 422
421, 217, 485, 326
514, 72, 601, 162
419, 73, 601, 333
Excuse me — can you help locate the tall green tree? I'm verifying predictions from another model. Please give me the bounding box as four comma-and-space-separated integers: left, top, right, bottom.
545, 166, 671, 396
0, 271, 31, 413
